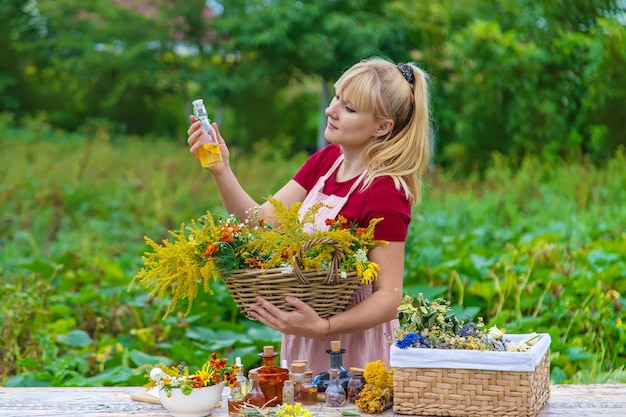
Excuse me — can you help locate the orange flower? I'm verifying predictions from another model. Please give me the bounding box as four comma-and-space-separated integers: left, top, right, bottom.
203, 243, 218, 258
219, 229, 233, 243
355, 227, 367, 237
244, 257, 263, 268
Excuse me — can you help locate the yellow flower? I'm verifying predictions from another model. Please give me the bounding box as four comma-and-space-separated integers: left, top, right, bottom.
360, 262, 380, 285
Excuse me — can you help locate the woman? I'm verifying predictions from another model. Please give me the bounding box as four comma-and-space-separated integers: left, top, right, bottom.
187, 57, 432, 373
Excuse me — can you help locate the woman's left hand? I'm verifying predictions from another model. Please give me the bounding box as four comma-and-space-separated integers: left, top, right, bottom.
249, 296, 327, 338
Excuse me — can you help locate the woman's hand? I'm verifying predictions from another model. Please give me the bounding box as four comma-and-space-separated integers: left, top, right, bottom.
187, 115, 230, 174
250, 296, 329, 339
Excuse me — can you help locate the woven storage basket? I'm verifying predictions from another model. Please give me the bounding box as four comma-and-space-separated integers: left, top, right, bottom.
391, 334, 551, 417
224, 237, 361, 319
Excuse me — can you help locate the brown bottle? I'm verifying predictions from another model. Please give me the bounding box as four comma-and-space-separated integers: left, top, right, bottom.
249, 346, 290, 406
244, 371, 266, 407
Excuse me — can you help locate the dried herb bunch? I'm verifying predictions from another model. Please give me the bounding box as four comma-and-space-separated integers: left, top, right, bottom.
130, 197, 385, 317
394, 293, 539, 351
354, 360, 393, 414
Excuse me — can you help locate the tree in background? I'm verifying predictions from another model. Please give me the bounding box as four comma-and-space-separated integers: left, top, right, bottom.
1, 0, 624, 167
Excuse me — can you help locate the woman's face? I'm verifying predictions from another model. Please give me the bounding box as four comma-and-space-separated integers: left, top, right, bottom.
324, 92, 382, 149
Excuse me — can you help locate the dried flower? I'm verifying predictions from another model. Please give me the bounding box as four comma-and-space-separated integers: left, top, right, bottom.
355, 360, 393, 414
394, 293, 538, 352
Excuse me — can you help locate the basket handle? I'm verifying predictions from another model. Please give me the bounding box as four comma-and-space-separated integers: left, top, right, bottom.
292, 237, 344, 285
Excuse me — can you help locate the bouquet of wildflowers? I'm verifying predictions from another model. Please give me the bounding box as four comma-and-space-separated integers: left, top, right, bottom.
130, 197, 385, 317
142, 352, 239, 396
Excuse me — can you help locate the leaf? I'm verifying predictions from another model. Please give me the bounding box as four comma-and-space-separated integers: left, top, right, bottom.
56, 330, 93, 348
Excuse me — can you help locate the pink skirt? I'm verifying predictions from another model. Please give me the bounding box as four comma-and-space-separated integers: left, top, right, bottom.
280, 285, 397, 374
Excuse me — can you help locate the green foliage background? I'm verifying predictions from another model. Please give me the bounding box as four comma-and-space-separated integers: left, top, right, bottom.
1, 117, 624, 386
0, 0, 625, 387
1, 0, 625, 163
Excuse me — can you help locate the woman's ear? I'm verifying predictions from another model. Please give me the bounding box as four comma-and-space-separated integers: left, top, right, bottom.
375, 119, 394, 138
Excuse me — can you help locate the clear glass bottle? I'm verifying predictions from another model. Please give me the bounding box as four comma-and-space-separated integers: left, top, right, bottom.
244, 371, 266, 407
324, 369, 346, 407
282, 380, 295, 405
227, 384, 244, 415
290, 362, 306, 402
249, 345, 290, 406
346, 367, 365, 402
300, 370, 318, 405
191, 98, 222, 168
235, 356, 248, 395
313, 340, 351, 392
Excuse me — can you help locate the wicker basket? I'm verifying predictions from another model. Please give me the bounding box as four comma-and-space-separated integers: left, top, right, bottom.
391, 334, 551, 417
223, 238, 361, 319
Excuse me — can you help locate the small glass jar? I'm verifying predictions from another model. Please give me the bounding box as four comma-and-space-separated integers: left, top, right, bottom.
346, 367, 365, 402
282, 380, 295, 405
228, 384, 245, 416
300, 370, 318, 405
324, 369, 346, 407
290, 362, 306, 402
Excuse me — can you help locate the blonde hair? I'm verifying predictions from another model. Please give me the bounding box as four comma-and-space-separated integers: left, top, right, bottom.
334, 57, 432, 205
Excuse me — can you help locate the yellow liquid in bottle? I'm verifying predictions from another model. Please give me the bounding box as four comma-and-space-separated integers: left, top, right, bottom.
198, 143, 222, 167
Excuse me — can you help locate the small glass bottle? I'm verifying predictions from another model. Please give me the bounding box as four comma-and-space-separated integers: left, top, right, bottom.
346, 367, 365, 402
244, 371, 266, 407
313, 340, 351, 392
249, 346, 290, 406
290, 362, 307, 402
227, 384, 245, 416
282, 380, 295, 405
235, 356, 248, 395
300, 370, 318, 405
324, 369, 346, 407
191, 98, 223, 168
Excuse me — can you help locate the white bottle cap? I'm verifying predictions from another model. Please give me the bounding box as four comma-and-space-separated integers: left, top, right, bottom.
236, 357, 243, 367
192, 99, 204, 107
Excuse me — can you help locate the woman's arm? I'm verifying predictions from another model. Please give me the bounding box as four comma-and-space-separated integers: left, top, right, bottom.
187, 116, 306, 221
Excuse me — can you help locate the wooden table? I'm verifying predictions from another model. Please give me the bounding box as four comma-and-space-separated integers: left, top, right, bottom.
0, 384, 625, 417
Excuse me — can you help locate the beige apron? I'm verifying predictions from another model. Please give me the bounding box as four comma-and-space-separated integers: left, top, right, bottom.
297, 154, 367, 233
281, 154, 397, 374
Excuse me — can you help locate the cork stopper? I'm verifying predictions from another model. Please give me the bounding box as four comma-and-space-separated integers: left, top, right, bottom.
330, 340, 341, 352
291, 363, 306, 373
349, 367, 365, 375
263, 346, 275, 356
249, 371, 259, 380
330, 368, 339, 377
304, 370, 313, 377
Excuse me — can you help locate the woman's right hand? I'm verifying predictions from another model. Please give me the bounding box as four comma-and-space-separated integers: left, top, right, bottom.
187, 115, 230, 174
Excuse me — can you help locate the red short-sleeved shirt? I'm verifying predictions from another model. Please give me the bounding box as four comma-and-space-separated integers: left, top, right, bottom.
293, 144, 412, 242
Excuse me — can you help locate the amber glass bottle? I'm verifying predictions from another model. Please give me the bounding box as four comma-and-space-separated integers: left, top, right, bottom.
313, 340, 351, 392
244, 371, 266, 407
228, 384, 244, 415
249, 346, 290, 406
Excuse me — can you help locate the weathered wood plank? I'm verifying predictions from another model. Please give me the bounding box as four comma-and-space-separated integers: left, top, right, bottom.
0, 385, 624, 417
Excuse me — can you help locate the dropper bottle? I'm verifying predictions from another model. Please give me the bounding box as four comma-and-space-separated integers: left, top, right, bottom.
191, 98, 222, 168
235, 356, 248, 395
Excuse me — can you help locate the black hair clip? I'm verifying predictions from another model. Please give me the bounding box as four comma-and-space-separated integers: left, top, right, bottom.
397, 63, 415, 85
